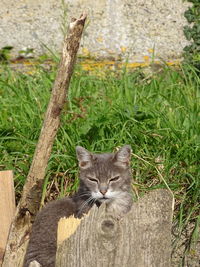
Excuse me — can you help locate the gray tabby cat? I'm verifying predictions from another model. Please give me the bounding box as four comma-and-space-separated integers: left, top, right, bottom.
23, 145, 133, 267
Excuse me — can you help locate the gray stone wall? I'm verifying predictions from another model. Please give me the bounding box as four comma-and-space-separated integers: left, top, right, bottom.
0, 0, 189, 61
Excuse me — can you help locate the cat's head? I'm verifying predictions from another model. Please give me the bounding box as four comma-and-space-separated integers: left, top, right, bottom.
76, 145, 132, 203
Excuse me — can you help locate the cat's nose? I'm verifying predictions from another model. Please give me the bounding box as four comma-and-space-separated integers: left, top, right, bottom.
100, 189, 107, 195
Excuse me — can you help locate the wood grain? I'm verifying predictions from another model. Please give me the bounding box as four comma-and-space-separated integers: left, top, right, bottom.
0, 171, 15, 266
56, 189, 174, 267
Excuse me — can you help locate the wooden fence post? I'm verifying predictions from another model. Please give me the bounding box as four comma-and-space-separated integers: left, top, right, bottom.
56, 189, 174, 267
0, 171, 15, 266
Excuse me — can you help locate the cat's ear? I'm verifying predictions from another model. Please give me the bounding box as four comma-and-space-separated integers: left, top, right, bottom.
76, 146, 92, 169
114, 145, 132, 168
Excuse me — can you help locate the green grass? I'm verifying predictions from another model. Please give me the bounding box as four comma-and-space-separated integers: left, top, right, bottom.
0, 62, 199, 245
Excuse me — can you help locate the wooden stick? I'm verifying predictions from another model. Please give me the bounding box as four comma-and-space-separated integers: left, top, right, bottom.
2, 13, 87, 267
0, 171, 15, 266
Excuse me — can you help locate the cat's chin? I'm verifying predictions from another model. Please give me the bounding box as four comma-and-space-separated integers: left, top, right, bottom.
98, 198, 111, 203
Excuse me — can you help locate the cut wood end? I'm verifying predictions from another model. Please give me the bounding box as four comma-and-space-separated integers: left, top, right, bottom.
69, 13, 87, 30
79, 12, 87, 20
57, 216, 82, 245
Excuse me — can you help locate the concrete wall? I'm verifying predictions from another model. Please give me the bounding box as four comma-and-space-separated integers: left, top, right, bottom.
0, 0, 189, 62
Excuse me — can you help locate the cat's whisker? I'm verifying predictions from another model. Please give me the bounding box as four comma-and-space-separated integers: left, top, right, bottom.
77, 196, 96, 216
89, 197, 97, 206
74, 192, 91, 198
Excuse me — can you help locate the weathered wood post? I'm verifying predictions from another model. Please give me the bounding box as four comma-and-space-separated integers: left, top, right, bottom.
56, 189, 174, 267
0, 171, 15, 266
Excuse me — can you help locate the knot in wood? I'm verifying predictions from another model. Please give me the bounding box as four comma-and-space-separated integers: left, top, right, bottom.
97, 216, 120, 252
51, 105, 62, 118
98, 216, 118, 239
101, 219, 115, 233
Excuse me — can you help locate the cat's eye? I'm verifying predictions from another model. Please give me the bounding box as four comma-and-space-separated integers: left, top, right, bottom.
109, 176, 120, 182
87, 177, 98, 183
